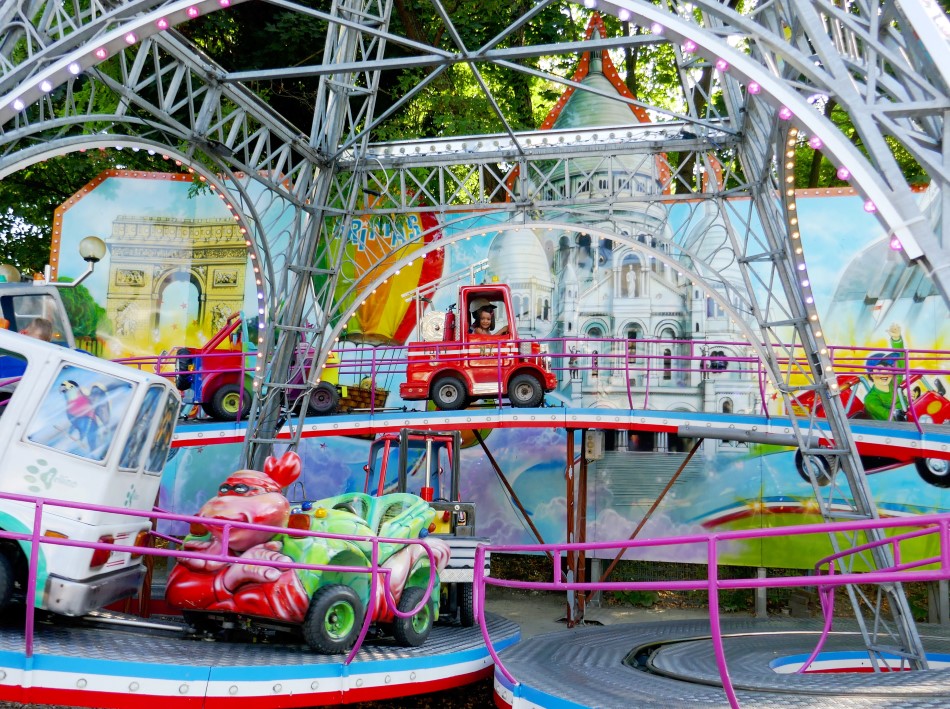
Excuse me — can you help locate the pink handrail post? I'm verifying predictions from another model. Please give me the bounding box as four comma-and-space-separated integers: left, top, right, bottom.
624, 340, 634, 410
370, 348, 378, 414
706, 537, 740, 709
475, 543, 518, 686
345, 537, 381, 665
23, 501, 43, 659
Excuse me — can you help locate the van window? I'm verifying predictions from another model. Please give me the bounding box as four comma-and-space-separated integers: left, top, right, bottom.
1, 293, 71, 346
120, 385, 166, 470
0, 347, 28, 390
26, 364, 132, 461
145, 392, 179, 474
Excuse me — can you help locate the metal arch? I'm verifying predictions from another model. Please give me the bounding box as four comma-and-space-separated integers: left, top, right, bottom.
600, 0, 948, 298
317, 219, 770, 357
0, 0, 944, 669
587, 0, 939, 666
0, 1, 256, 121
1, 1, 944, 290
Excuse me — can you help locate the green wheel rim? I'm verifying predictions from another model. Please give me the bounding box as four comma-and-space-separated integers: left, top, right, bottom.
410, 603, 430, 633
325, 600, 356, 639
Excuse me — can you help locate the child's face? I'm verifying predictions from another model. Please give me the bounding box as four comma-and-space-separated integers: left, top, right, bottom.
871, 372, 892, 390
479, 312, 492, 328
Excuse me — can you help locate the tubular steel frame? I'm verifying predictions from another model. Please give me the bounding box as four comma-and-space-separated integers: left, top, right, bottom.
2, 0, 949, 671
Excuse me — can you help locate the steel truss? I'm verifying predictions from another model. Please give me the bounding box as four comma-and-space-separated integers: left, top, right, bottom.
2, 0, 949, 672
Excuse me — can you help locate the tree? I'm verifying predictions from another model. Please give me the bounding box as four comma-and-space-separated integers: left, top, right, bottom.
0, 149, 168, 275
57, 279, 108, 341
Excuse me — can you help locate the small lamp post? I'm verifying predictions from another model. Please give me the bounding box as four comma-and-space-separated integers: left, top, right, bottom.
64, 236, 107, 288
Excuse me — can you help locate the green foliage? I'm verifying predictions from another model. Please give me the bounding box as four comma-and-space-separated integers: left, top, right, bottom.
57, 279, 108, 340
611, 589, 658, 607
717, 588, 754, 613
0, 149, 168, 275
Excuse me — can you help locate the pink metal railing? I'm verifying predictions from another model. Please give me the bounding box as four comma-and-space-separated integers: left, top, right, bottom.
0, 489, 439, 665
4, 489, 950, 705
474, 512, 950, 709
115, 337, 950, 426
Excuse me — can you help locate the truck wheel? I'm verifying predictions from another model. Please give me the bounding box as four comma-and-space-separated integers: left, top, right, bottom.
431, 376, 467, 410
207, 383, 252, 421
916, 457, 950, 488
307, 382, 339, 416
459, 583, 475, 628
508, 373, 543, 408
795, 450, 835, 486
393, 586, 433, 647
303, 584, 364, 654
174, 348, 194, 390
0, 551, 13, 612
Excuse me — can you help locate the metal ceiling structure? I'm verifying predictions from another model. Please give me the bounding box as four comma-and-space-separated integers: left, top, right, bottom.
2, 0, 949, 673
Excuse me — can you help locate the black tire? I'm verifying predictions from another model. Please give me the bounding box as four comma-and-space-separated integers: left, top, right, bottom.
795, 450, 835, 487
508, 373, 543, 408
0, 551, 13, 613
174, 348, 194, 391
431, 376, 467, 411
302, 584, 364, 654
206, 383, 252, 421
392, 586, 433, 647
916, 457, 950, 488
307, 382, 340, 416
458, 582, 475, 628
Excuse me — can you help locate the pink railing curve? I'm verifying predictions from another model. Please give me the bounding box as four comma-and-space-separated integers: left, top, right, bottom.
0, 489, 439, 666
474, 512, 950, 709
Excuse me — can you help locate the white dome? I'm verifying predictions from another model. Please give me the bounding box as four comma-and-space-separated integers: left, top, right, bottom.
487, 227, 556, 339
488, 228, 553, 286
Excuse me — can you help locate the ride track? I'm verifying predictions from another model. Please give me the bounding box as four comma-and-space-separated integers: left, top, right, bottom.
171, 405, 950, 473
3, 0, 950, 697
154, 335, 950, 485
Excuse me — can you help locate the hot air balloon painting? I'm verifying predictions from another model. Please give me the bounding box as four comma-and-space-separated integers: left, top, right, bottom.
334, 210, 444, 346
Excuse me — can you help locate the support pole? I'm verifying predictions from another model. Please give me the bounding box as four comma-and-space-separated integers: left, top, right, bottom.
575, 440, 588, 624
590, 438, 704, 596
565, 429, 576, 624
474, 429, 564, 579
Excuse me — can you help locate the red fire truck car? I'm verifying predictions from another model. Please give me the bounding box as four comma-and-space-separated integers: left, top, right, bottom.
399, 284, 557, 410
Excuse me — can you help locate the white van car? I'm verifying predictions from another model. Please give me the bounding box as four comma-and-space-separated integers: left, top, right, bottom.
0, 328, 180, 616
0, 282, 75, 348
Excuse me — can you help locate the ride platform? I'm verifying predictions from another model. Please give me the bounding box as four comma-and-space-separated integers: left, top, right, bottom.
493, 617, 950, 708
0, 609, 518, 708
171, 407, 950, 470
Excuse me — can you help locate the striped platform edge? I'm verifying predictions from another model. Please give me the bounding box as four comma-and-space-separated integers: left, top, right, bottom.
0, 612, 519, 708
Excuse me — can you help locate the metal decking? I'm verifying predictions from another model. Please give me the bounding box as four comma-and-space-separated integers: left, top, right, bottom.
492, 618, 950, 708
0, 610, 518, 708
170, 408, 950, 467
6, 604, 950, 707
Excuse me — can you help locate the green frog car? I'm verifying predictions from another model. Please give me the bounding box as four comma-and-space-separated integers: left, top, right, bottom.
166, 457, 450, 654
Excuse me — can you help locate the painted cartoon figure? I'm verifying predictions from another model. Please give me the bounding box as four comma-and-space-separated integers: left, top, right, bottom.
864, 323, 906, 421
166, 451, 450, 652
59, 379, 110, 452
165, 451, 311, 621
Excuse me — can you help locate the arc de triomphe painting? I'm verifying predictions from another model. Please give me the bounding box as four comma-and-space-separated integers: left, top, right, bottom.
106, 215, 246, 346
52, 170, 253, 357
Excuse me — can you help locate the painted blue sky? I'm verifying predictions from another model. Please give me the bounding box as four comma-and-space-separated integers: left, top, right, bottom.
58, 175, 233, 298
